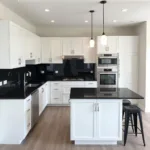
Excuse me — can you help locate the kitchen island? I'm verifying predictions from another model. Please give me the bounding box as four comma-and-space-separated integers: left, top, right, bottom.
70, 88, 144, 145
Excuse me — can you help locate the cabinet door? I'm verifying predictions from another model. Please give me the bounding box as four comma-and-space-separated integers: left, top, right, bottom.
39, 88, 43, 115
35, 36, 41, 64
83, 38, 96, 63
51, 39, 63, 63
97, 36, 106, 54
71, 101, 96, 140
97, 36, 118, 54
62, 38, 72, 55
72, 38, 83, 55
96, 101, 122, 140
10, 23, 21, 68
41, 38, 51, 63
107, 36, 118, 53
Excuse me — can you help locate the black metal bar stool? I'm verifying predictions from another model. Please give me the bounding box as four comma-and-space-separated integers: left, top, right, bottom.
122, 100, 134, 133
124, 105, 146, 146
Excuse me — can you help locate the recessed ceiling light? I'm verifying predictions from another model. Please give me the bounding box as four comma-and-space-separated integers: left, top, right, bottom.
122, 8, 128, 12
45, 9, 50, 12
113, 20, 117, 23
51, 20, 55, 23
85, 20, 88, 23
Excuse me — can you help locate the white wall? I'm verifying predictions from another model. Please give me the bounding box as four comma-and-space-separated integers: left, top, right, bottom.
36, 26, 137, 37
135, 22, 147, 111
0, 2, 36, 33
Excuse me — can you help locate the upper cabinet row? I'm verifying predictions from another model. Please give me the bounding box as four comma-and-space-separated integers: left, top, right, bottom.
97, 36, 138, 54
0, 20, 41, 69
41, 37, 96, 64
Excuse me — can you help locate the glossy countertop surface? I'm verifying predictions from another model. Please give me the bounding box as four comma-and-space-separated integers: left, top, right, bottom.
0, 82, 45, 99
0, 77, 96, 99
70, 88, 144, 100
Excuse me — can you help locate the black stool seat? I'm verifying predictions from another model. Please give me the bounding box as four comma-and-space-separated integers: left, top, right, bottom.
124, 105, 140, 112
124, 105, 146, 146
123, 99, 131, 106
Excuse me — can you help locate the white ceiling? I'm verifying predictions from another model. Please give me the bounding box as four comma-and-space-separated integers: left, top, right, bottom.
1, 0, 150, 27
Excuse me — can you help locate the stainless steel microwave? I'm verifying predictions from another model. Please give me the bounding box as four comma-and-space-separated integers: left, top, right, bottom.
97, 53, 118, 67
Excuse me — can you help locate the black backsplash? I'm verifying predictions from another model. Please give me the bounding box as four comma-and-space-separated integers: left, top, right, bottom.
0, 60, 96, 85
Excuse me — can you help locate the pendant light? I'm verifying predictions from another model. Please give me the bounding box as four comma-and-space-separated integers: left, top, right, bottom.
89, 10, 95, 48
100, 0, 107, 46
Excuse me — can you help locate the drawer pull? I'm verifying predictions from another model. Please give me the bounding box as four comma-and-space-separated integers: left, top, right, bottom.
27, 99, 30, 102
27, 109, 30, 112
54, 98, 59, 100
54, 89, 58, 90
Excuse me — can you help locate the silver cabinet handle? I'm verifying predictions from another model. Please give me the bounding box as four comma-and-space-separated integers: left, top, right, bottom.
97, 103, 99, 112
18, 58, 21, 65
54, 89, 58, 91
27, 109, 30, 112
54, 98, 59, 100
49, 58, 52, 62
94, 103, 97, 111
30, 53, 32, 58
42, 88, 44, 93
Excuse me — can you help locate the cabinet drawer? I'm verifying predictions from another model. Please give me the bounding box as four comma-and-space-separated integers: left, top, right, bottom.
51, 97, 62, 104
85, 82, 97, 88
63, 94, 70, 104
51, 82, 62, 87
24, 96, 31, 111
51, 90, 62, 98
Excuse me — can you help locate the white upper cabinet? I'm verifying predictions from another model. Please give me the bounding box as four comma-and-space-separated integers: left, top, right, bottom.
34, 35, 41, 64
97, 36, 119, 54
41, 38, 51, 63
83, 38, 96, 63
51, 38, 63, 64
62, 38, 83, 55
0, 21, 25, 69
62, 38, 72, 55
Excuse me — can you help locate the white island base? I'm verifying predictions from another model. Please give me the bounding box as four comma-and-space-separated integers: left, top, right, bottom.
70, 99, 122, 145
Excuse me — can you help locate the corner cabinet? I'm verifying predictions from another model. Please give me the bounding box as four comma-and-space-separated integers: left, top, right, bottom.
97, 36, 119, 54
70, 100, 122, 144
0, 20, 25, 69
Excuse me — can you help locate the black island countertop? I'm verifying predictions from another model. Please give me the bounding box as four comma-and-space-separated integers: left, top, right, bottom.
70, 88, 144, 100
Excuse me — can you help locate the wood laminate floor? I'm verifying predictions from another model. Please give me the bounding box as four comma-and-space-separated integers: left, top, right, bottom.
1, 107, 150, 150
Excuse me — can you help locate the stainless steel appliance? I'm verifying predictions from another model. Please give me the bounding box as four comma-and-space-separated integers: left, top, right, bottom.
97, 53, 118, 67
31, 90, 39, 128
97, 67, 118, 88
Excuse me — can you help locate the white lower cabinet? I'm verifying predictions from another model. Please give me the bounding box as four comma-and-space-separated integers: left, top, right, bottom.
71, 100, 96, 140
51, 82, 63, 104
71, 100, 122, 144
48, 81, 97, 105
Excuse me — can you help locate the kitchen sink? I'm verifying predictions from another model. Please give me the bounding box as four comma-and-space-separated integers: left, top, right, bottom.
26, 83, 40, 88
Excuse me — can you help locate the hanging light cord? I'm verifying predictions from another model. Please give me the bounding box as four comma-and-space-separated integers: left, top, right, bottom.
103, 2, 105, 35
91, 12, 93, 39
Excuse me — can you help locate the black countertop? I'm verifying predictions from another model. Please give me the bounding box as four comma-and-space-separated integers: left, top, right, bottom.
0, 78, 97, 99
0, 82, 45, 99
70, 88, 144, 100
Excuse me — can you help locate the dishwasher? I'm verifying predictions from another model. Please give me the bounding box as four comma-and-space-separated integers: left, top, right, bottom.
31, 90, 39, 128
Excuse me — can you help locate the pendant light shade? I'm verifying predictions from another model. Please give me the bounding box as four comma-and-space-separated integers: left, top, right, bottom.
90, 39, 95, 48
100, 0, 107, 46
89, 10, 95, 48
